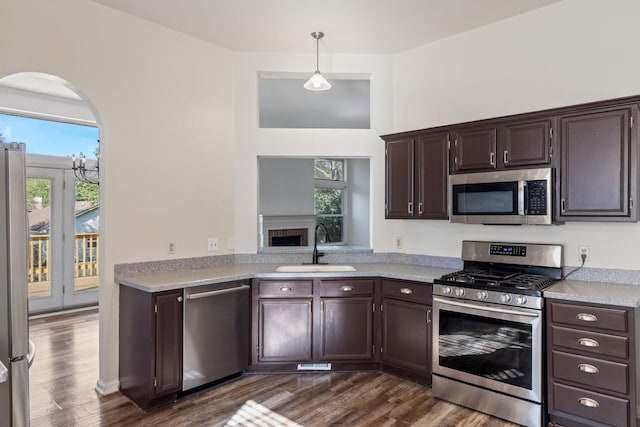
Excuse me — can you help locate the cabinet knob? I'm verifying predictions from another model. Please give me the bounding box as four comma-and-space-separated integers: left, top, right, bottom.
576, 312, 598, 322
177, 296, 183, 302
578, 397, 600, 408
578, 338, 599, 348
578, 363, 600, 374
340, 285, 354, 292
279, 286, 292, 292
400, 287, 413, 295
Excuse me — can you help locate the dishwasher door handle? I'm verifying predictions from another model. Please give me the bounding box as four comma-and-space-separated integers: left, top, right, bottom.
186, 284, 250, 300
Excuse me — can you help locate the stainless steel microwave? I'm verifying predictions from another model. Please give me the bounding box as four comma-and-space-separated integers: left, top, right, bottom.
449, 167, 553, 225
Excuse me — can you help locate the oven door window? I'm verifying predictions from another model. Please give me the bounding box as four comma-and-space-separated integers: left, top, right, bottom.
438, 309, 532, 390
452, 182, 518, 215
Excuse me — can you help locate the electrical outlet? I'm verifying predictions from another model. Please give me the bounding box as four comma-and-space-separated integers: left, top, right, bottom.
207, 237, 219, 251
578, 245, 589, 263
394, 237, 403, 250
227, 237, 235, 250
168, 241, 176, 254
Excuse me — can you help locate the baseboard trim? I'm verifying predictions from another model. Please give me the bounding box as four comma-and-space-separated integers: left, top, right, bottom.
96, 379, 119, 395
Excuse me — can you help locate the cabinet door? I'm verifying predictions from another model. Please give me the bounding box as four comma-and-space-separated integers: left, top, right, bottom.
502, 118, 553, 168
153, 290, 183, 397
559, 106, 638, 220
258, 298, 313, 362
318, 297, 374, 361
382, 299, 431, 374
385, 139, 414, 218
415, 133, 449, 219
452, 127, 497, 172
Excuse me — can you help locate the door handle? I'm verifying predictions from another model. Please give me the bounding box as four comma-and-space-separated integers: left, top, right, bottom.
503, 150, 509, 164
489, 152, 495, 166
340, 285, 354, 292
578, 397, 600, 408
400, 287, 413, 295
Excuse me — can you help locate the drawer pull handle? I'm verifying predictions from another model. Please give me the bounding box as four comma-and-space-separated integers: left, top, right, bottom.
578, 363, 600, 374
340, 285, 354, 292
578, 338, 599, 348
400, 288, 413, 295
279, 286, 292, 292
576, 312, 598, 322
578, 397, 600, 408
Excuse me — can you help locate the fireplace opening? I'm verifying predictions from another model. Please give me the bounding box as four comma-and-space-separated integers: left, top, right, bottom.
268, 228, 308, 247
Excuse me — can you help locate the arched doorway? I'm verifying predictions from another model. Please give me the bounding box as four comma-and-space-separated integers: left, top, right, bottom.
0, 72, 101, 313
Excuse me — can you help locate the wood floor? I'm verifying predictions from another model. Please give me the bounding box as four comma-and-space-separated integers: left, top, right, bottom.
28, 309, 519, 427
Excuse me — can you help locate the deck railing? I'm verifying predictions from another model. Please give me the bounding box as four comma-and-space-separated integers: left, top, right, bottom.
28, 233, 100, 283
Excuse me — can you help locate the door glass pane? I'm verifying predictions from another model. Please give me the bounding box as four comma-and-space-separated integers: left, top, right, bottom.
73, 181, 99, 292
26, 178, 52, 298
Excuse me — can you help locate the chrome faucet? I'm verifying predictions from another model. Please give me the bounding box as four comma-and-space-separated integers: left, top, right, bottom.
311, 223, 331, 264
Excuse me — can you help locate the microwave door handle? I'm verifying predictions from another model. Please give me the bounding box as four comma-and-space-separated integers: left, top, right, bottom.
518, 181, 526, 216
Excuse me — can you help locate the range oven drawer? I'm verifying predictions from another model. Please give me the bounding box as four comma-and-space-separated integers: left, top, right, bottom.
551, 350, 629, 394
551, 325, 629, 359
551, 382, 630, 427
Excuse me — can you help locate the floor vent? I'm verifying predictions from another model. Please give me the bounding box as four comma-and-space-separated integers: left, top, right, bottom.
297, 363, 332, 371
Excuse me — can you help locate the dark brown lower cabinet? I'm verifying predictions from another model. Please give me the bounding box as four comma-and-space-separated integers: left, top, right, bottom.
119, 286, 183, 410
380, 279, 432, 382
547, 299, 638, 427
252, 278, 378, 370
318, 279, 375, 361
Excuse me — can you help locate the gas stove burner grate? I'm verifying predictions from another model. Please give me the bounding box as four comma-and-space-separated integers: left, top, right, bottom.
500, 274, 557, 291
438, 270, 556, 291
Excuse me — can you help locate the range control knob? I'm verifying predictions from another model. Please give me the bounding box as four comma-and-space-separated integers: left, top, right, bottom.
516, 295, 528, 305
454, 288, 465, 297
477, 290, 488, 300
500, 293, 512, 304
442, 286, 452, 295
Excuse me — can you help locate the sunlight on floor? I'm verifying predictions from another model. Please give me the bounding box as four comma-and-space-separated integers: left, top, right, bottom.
225, 399, 302, 427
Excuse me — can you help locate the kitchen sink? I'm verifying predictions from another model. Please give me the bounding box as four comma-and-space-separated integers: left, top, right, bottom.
275, 265, 357, 273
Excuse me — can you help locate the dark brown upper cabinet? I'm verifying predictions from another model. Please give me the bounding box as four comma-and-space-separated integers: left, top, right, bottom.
557, 104, 639, 221
450, 118, 555, 173
383, 132, 449, 220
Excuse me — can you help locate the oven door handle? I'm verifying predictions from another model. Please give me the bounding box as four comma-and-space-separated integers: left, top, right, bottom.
433, 296, 540, 318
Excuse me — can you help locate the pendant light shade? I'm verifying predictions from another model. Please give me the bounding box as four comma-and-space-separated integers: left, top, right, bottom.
304, 32, 331, 91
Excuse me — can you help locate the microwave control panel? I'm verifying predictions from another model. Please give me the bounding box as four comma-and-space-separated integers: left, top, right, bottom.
526, 180, 547, 215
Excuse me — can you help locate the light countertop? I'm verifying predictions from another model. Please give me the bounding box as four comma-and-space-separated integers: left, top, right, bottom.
116, 263, 454, 293
544, 280, 640, 308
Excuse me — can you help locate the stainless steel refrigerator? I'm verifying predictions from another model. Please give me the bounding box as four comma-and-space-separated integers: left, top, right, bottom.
0, 142, 30, 427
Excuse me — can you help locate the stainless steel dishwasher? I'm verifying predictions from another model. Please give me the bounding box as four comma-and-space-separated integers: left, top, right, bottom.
182, 280, 250, 391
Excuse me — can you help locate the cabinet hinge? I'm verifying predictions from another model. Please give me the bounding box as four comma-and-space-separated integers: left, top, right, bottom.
447, 134, 451, 149
153, 378, 157, 388
631, 117, 634, 129
154, 304, 158, 314
549, 127, 554, 139
380, 304, 383, 312
631, 197, 634, 210
372, 303, 375, 313
372, 345, 375, 355
380, 346, 383, 353
256, 346, 259, 357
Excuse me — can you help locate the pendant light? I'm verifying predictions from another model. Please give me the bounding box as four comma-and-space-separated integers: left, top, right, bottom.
304, 32, 331, 91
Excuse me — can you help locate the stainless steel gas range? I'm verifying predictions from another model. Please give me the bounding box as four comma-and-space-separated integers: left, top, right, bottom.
432, 240, 563, 427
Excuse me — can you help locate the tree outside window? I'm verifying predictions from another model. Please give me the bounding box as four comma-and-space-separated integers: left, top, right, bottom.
314, 159, 346, 243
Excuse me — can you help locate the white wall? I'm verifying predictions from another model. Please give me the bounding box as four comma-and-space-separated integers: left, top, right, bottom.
234, 52, 394, 254
1, 0, 236, 392
392, 0, 640, 270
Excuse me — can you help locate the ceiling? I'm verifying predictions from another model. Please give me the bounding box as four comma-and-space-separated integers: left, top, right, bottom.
90, 0, 562, 54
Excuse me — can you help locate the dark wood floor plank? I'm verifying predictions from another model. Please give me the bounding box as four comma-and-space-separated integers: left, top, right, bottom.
29, 309, 519, 427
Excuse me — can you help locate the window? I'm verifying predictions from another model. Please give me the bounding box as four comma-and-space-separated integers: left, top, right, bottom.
314, 159, 346, 243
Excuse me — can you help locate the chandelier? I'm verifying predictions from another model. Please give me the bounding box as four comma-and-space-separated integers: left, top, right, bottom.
72, 152, 99, 185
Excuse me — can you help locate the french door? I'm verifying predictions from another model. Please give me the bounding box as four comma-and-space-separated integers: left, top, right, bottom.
26, 165, 99, 313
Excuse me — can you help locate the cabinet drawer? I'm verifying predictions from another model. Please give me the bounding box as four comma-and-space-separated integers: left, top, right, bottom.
551, 350, 629, 394
258, 280, 313, 297
550, 301, 628, 333
319, 279, 374, 297
551, 382, 629, 427
551, 326, 629, 359
382, 279, 432, 304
